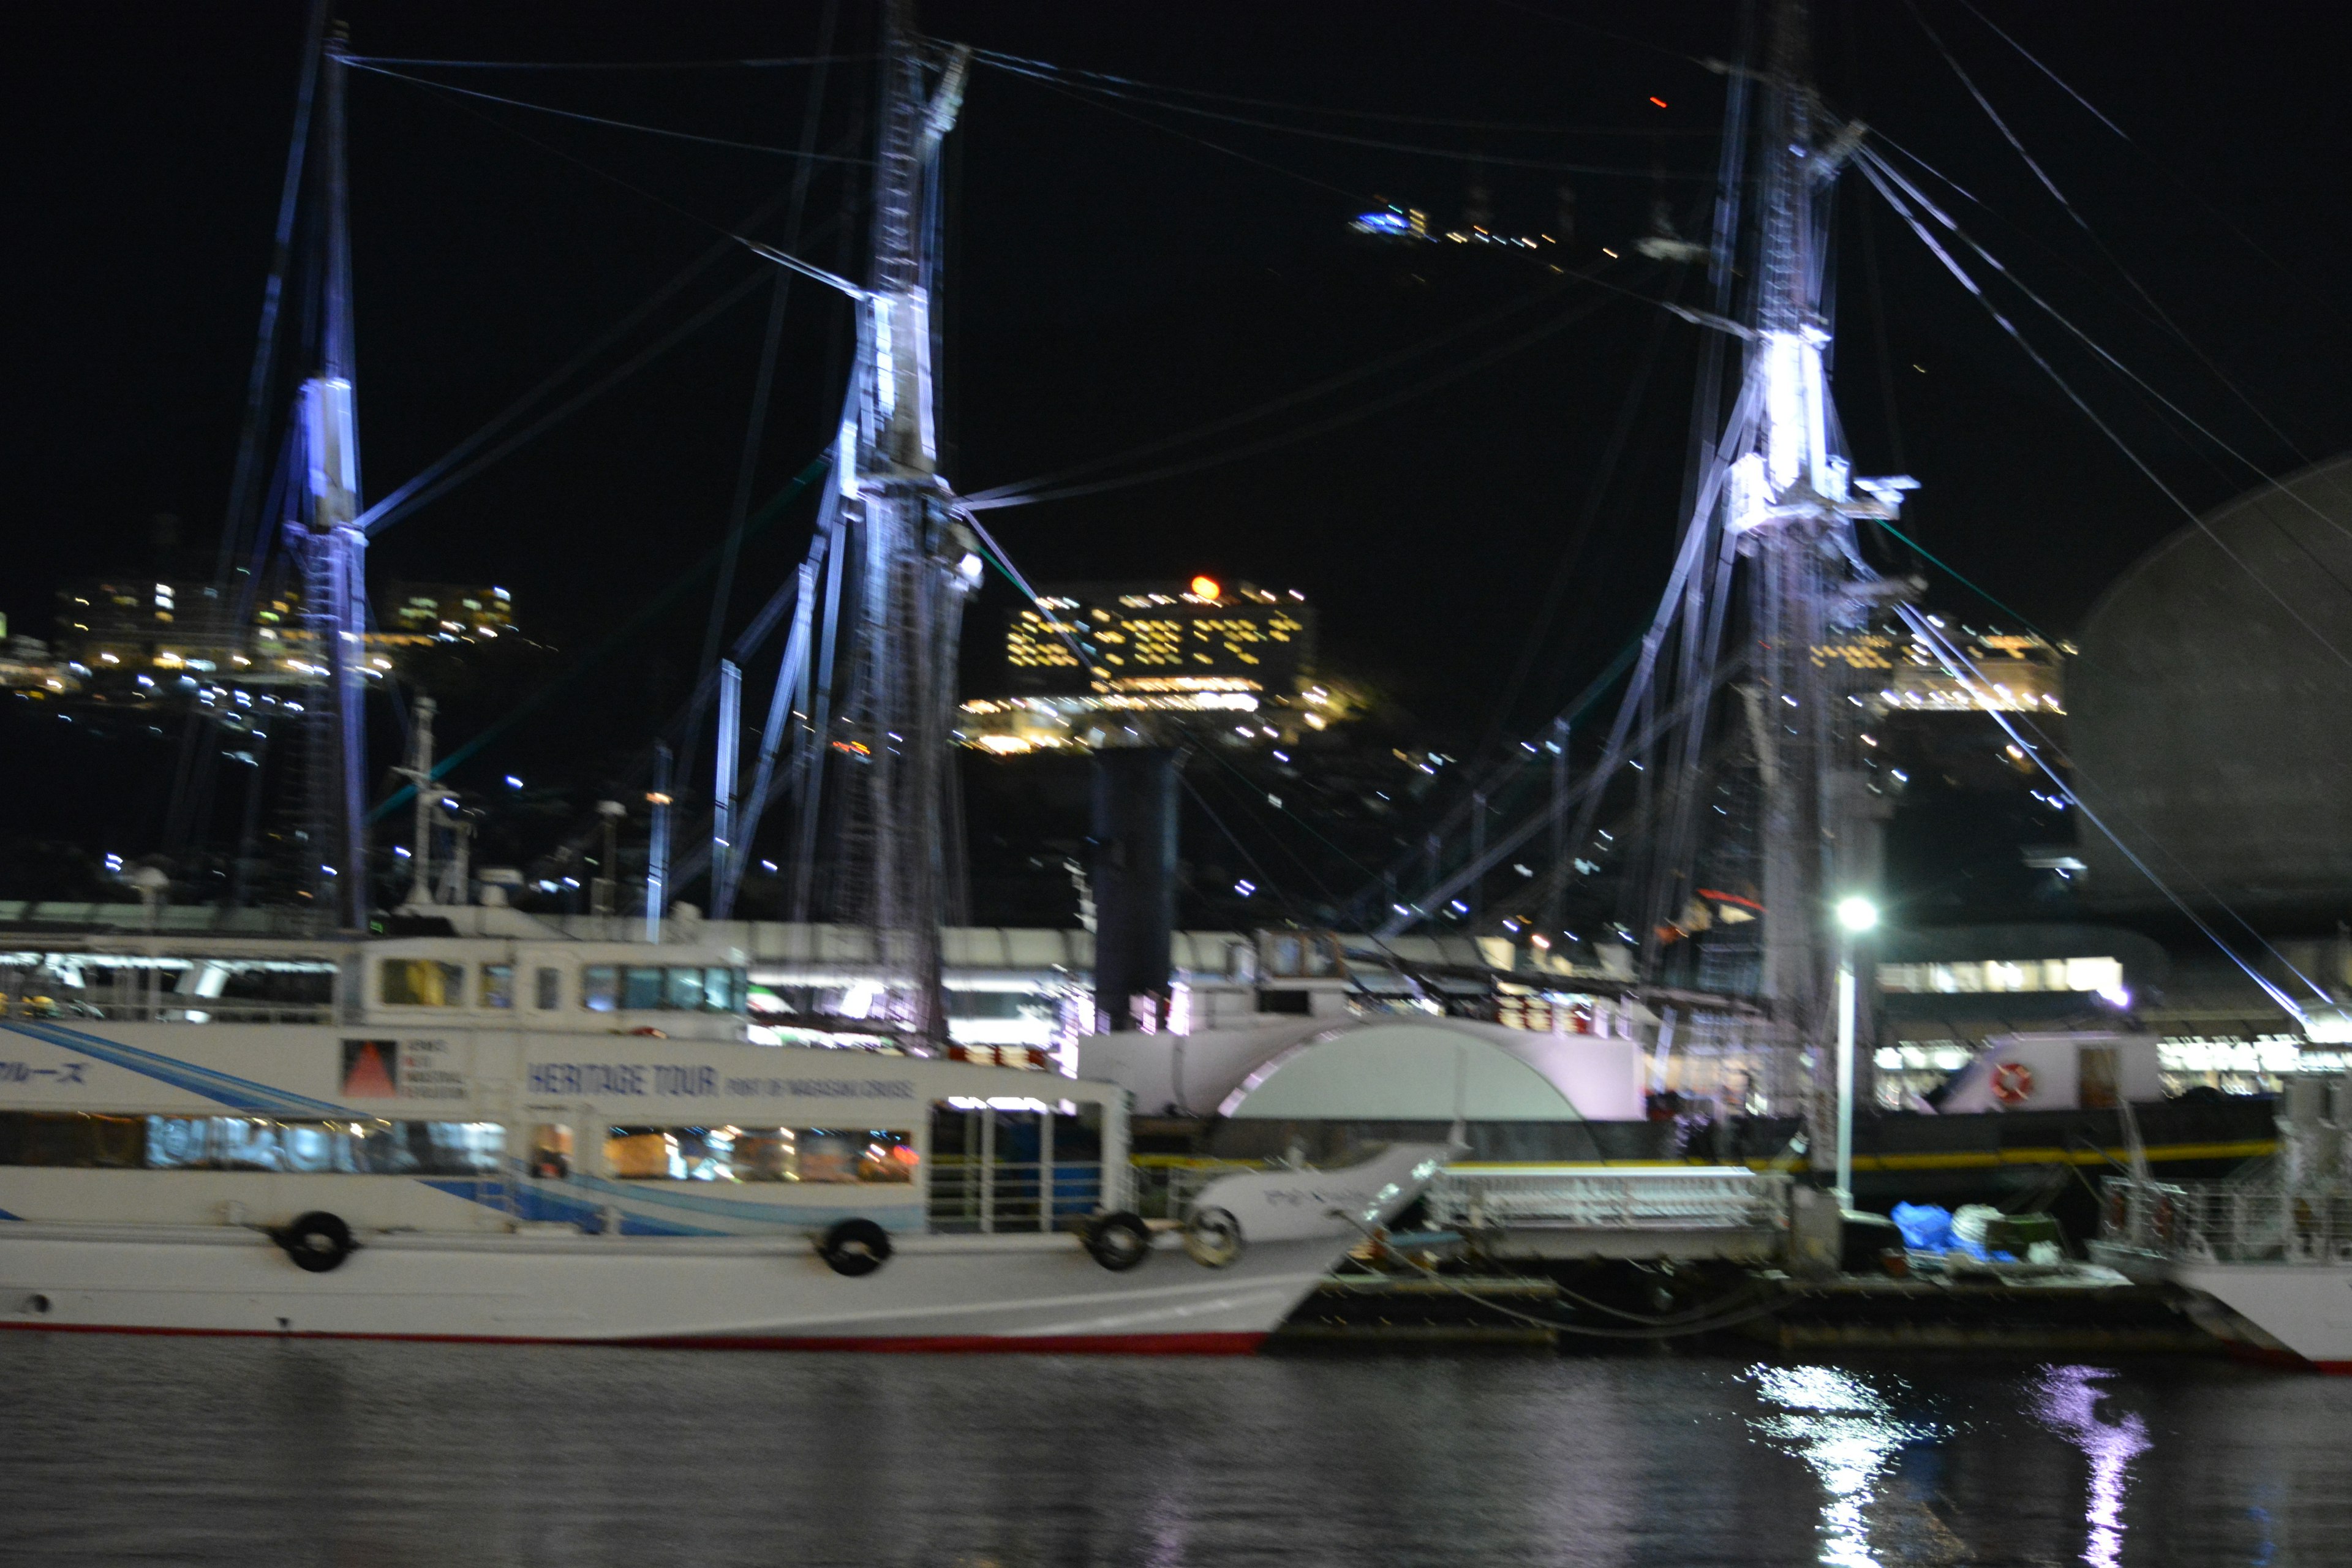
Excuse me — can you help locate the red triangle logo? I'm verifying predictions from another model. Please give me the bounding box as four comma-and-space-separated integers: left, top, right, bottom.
343, 1041, 398, 1098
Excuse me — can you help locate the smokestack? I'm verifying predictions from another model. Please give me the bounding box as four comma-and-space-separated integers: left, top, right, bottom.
1090, 748, 1180, 1031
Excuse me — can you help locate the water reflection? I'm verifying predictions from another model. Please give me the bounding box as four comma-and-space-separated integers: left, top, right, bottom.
2029, 1365, 2151, 1568
1744, 1365, 1939, 1568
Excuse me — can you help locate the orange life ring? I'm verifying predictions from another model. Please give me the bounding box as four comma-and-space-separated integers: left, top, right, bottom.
1990, 1061, 2035, 1105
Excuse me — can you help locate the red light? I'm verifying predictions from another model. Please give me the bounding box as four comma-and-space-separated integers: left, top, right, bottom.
1648, 96, 1669, 108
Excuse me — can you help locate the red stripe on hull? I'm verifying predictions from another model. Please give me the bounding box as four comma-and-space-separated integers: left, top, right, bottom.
2215, 1342, 2352, 1375
0, 1321, 1267, 1355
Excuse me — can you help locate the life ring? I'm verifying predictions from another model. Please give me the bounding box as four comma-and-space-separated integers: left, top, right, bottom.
1084, 1212, 1152, 1272
1182, 1206, 1243, 1268
1989, 1061, 2035, 1106
816, 1218, 892, 1277
275, 1211, 356, 1273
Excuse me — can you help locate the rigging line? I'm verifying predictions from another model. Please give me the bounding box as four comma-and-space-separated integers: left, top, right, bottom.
1009, 71, 1365, 200
1856, 178, 1907, 472
354, 83, 867, 535
1196, 764, 1351, 907
1924, 655, 2333, 1006
967, 257, 1624, 503
344, 62, 876, 162
1327, 1210, 1791, 1340
1479, 299, 1678, 753
1197, 747, 1389, 891
345, 53, 870, 71
210, 0, 330, 591
1899, 605, 2321, 1016
959, 44, 1718, 136
1948, 0, 2352, 344
1872, 521, 2046, 640
1480, 0, 1714, 70
1942, 1, 2122, 137
687, 0, 840, 786
979, 57, 1708, 178
371, 264, 773, 536
366, 452, 831, 823
1860, 155, 2352, 679
1861, 148, 2352, 600
1177, 774, 1298, 919
967, 286, 1629, 511
1904, 2, 2327, 489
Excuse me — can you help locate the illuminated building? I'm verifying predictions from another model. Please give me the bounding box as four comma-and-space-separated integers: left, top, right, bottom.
968, 579, 1354, 753
48, 576, 519, 707
385, 582, 514, 639
1812, 623, 2067, 715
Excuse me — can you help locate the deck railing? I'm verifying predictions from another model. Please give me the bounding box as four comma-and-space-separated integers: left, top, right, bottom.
2099, 1176, 2352, 1264
926, 1159, 1107, 1234
1425, 1166, 1791, 1234
0, 998, 334, 1026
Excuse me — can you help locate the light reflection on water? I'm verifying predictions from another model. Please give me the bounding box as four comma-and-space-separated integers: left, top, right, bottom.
2, 1335, 2350, 1566
1742, 1365, 1939, 1568
2030, 1365, 2152, 1568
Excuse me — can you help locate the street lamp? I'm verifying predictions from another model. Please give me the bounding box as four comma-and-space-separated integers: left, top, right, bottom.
1831, 894, 1879, 1209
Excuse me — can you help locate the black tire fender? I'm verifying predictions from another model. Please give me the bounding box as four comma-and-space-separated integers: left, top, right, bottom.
816, 1218, 892, 1277
1084, 1211, 1152, 1272
275, 1211, 355, 1274
1182, 1205, 1243, 1268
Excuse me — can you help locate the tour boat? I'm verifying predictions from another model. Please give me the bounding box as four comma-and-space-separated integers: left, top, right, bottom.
0, 933, 1443, 1351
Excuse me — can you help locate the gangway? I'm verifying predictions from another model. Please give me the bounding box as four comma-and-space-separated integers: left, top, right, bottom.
1426, 1165, 1791, 1261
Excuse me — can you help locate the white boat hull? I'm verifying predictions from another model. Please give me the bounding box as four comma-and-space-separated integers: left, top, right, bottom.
0, 1223, 1346, 1352
2174, 1261, 2352, 1372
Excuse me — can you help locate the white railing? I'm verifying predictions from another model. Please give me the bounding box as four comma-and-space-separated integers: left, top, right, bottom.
926, 1159, 1107, 1234
0, 998, 334, 1026
1426, 1166, 1790, 1234
2100, 1177, 2352, 1264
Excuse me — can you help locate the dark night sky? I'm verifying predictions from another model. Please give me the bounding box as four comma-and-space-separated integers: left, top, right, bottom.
10, 1, 2352, 872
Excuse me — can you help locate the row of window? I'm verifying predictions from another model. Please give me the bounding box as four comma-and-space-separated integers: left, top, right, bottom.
0, 1112, 502, 1175
0, 1112, 915, 1187
598, 1126, 917, 1185
378, 960, 747, 1014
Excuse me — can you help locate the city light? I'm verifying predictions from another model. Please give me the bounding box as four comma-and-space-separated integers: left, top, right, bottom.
1836, 895, 1879, 933
1189, 575, 1219, 600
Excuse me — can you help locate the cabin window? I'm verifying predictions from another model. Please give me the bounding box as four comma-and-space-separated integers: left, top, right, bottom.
578, 965, 748, 1012
527, 1123, 573, 1179
581, 966, 619, 1012
621, 967, 665, 1012
0, 1112, 501, 1174
480, 965, 514, 1010
535, 967, 562, 1011
380, 959, 465, 1007
0, 1112, 147, 1168
603, 1126, 917, 1184
145, 1117, 503, 1175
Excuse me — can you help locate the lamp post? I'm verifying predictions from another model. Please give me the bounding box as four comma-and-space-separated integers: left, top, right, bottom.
1833, 895, 1879, 1210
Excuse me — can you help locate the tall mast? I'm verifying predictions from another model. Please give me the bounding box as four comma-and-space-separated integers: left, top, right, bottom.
296, 26, 371, 930
769, 0, 977, 1045
1728, 0, 1908, 1151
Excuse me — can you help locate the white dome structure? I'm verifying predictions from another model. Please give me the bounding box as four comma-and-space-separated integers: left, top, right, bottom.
1079, 1016, 1645, 1123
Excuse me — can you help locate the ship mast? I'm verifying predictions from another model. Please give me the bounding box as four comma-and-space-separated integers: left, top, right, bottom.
732, 0, 976, 1045
295, 24, 371, 931
1727, 0, 1909, 1163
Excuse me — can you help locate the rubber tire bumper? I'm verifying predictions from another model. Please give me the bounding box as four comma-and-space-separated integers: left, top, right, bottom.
817, 1218, 893, 1276
277, 1211, 356, 1274
1084, 1212, 1152, 1272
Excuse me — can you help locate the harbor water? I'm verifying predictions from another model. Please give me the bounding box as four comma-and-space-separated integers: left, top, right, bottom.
3, 1336, 2348, 1565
